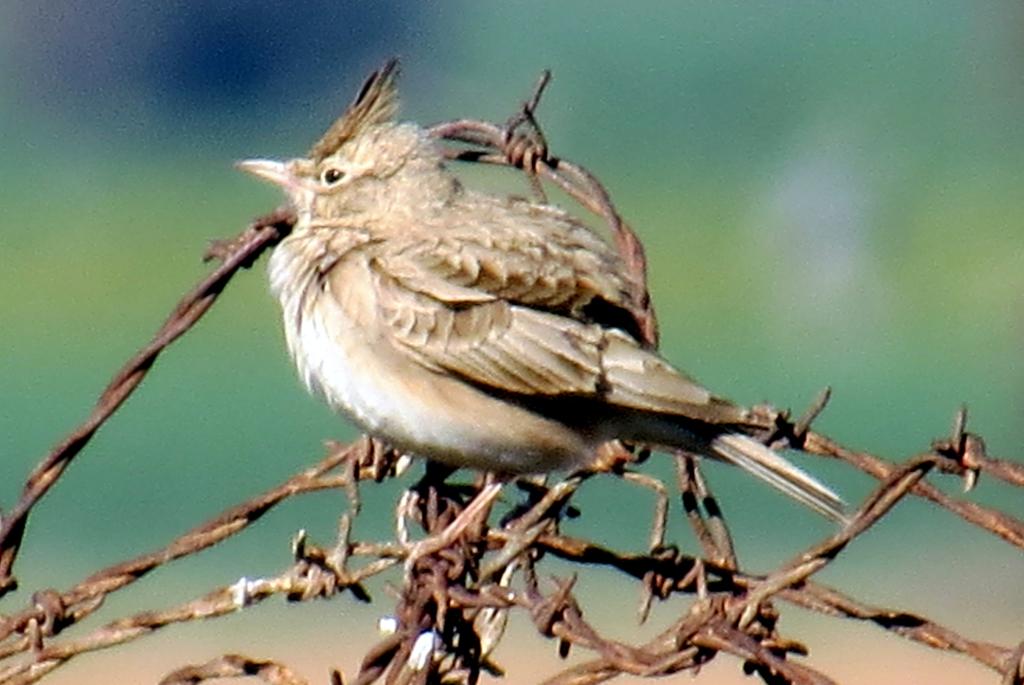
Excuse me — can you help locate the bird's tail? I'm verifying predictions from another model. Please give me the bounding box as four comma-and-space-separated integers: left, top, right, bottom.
709, 432, 847, 523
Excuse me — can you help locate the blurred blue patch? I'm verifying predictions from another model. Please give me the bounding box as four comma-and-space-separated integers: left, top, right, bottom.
8, 1, 418, 126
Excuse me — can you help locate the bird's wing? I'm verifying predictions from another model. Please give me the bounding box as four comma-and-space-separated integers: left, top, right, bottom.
368, 233, 743, 423
380, 206, 650, 341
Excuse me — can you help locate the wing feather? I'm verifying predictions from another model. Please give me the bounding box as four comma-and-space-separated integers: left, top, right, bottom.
363, 200, 742, 422
371, 249, 741, 424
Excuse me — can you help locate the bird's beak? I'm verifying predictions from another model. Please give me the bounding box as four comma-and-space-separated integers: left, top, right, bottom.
236, 159, 294, 189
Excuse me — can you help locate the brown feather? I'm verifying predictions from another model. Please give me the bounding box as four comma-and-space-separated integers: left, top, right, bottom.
309, 58, 401, 161
368, 241, 745, 425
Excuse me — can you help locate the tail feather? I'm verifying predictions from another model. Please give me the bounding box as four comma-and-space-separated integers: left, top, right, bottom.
710, 433, 847, 523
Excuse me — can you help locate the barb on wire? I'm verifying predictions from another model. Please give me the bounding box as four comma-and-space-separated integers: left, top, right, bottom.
2, 63, 1022, 685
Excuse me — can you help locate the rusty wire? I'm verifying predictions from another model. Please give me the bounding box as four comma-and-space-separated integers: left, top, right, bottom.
1, 66, 1023, 685
159, 654, 311, 685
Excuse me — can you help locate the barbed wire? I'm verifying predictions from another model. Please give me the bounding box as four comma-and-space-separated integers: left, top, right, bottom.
1, 66, 1022, 685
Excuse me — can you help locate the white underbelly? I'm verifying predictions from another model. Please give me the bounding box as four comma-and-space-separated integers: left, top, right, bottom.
290, 303, 403, 435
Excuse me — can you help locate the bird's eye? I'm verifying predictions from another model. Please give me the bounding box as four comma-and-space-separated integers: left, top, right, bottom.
321, 167, 345, 185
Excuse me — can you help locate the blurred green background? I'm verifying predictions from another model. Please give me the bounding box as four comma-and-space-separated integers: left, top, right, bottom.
1, 2, 1021, 683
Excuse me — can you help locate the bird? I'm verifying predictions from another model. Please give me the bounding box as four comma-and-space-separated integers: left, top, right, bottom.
238, 60, 845, 522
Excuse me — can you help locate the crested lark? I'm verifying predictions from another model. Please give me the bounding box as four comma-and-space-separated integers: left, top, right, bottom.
239, 61, 844, 521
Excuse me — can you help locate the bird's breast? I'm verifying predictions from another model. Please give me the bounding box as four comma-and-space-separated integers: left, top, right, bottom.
269, 234, 390, 430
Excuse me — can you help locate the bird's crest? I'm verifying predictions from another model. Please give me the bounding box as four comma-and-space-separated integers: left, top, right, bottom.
309, 58, 401, 162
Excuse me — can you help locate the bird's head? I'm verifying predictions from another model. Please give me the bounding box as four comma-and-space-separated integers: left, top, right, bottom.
239, 59, 448, 224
